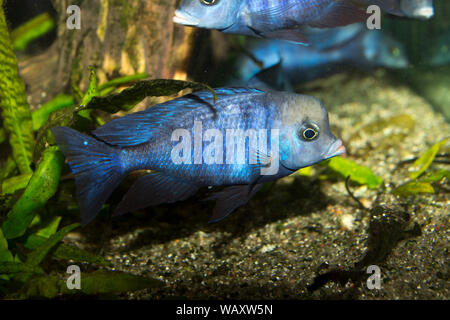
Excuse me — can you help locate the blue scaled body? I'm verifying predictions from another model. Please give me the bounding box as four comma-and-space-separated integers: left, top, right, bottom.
174, 0, 369, 44
173, 0, 434, 44
52, 88, 345, 225
229, 24, 408, 90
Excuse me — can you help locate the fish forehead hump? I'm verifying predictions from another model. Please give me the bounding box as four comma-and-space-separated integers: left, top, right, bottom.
268, 91, 327, 126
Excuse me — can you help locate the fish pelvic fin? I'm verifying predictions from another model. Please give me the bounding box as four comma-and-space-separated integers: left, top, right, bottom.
51, 127, 125, 226
205, 183, 264, 223
113, 173, 200, 217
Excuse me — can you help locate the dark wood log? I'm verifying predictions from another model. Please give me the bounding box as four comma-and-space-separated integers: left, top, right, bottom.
18, 0, 196, 107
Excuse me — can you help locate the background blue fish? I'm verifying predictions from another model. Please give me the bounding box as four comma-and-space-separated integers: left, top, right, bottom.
365, 0, 434, 19
173, 0, 434, 44
174, 0, 369, 44
227, 25, 408, 90
52, 88, 345, 225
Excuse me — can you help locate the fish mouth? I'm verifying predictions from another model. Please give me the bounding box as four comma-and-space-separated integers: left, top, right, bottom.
173, 10, 200, 26
324, 139, 346, 159
412, 7, 434, 19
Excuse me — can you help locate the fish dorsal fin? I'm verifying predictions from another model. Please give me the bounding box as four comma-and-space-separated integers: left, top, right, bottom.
92, 88, 263, 147
308, 1, 368, 29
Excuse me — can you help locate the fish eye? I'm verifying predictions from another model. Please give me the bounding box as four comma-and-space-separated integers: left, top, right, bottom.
200, 0, 218, 5
300, 122, 320, 141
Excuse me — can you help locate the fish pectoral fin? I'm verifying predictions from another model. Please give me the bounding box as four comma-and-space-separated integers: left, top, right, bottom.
113, 173, 200, 217
308, 1, 368, 29
262, 29, 310, 45
205, 183, 264, 223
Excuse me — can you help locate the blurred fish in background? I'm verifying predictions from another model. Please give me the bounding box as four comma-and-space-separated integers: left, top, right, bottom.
173, 0, 435, 44
226, 24, 408, 91
361, 0, 434, 19
174, 0, 369, 44
422, 30, 450, 66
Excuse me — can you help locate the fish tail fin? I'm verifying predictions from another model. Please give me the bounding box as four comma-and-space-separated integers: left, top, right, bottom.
51, 126, 125, 225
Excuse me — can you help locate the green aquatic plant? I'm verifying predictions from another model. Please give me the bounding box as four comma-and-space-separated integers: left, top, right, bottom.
409, 138, 448, 180
0, 23, 216, 296
11, 12, 55, 51
322, 156, 384, 189
1, 147, 64, 239
0, 0, 34, 175
393, 138, 449, 197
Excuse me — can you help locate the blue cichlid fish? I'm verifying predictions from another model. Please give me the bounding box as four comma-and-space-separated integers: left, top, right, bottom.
52, 88, 345, 225
230, 25, 408, 89
173, 0, 369, 44
173, 0, 433, 44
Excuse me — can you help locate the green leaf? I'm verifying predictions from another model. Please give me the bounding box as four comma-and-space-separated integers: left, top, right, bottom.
0, 227, 11, 263
393, 182, 435, 197
11, 12, 55, 51
23, 234, 110, 266
420, 170, 450, 183
16, 271, 163, 299
1, 173, 32, 195
98, 73, 149, 94
324, 157, 384, 189
1, 147, 65, 239
0, 229, 13, 277
409, 138, 449, 180
80, 67, 100, 107
0, 262, 44, 275
0, 228, 7, 251
297, 166, 313, 177
25, 223, 80, 267
0, 4, 34, 174
32, 94, 75, 131
85, 79, 217, 113
72, 270, 164, 295
35, 216, 62, 238
0, 250, 13, 263
0, 157, 18, 185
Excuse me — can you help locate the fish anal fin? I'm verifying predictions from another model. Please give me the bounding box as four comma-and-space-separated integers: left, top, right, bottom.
205, 183, 264, 223
113, 173, 200, 217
